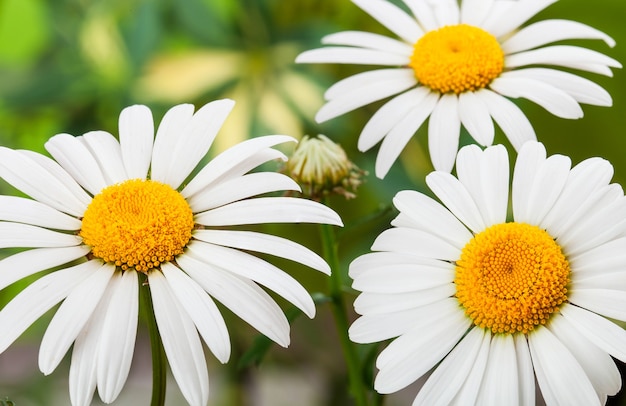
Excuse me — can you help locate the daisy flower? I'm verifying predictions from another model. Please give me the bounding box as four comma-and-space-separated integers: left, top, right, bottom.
0, 99, 342, 406
296, 0, 622, 177
349, 141, 626, 405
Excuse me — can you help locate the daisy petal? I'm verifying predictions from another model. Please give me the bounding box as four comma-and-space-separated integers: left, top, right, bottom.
460, 0, 495, 26
295, 47, 409, 66
568, 237, 626, 274
477, 89, 536, 150
413, 327, 486, 406
568, 289, 626, 321
119, 105, 154, 180
0, 222, 82, 248
450, 330, 492, 405
194, 197, 342, 227
149, 271, 209, 406
161, 262, 230, 363
0, 261, 95, 354
0, 246, 90, 291
187, 172, 300, 213
353, 284, 455, 315
528, 325, 599, 406
80, 131, 128, 185
502, 19, 616, 54
193, 229, 329, 274
176, 254, 290, 347
324, 69, 414, 100
458, 90, 495, 146
0, 196, 81, 230
39, 263, 115, 374
505, 45, 622, 77
490, 75, 583, 119
321, 31, 413, 55
45, 133, 108, 195
515, 335, 535, 406
371, 227, 460, 261
0, 147, 90, 217
352, 0, 423, 43
96, 270, 138, 403
486, 0, 558, 38
431, 0, 460, 27
560, 303, 626, 363
428, 94, 460, 172
401, 0, 438, 31
182, 135, 295, 198
476, 334, 518, 405
150, 103, 195, 186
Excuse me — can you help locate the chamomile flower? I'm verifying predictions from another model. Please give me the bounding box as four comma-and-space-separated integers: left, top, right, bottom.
0, 99, 342, 406
297, 0, 621, 177
350, 141, 626, 405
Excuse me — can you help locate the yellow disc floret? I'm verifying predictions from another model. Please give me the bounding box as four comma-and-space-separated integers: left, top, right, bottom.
455, 222, 569, 334
80, 179, 194, 273
409, 24, 504, 94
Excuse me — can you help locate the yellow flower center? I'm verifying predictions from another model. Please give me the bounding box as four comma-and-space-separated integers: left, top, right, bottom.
80, 179, 194, 273
455, 223, 569, 335
409, 24, 504, 94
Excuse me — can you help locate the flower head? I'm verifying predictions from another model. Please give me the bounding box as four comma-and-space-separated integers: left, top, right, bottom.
297, 0, 621, 177
0, 100, 342, 406
349, 141, 626, 404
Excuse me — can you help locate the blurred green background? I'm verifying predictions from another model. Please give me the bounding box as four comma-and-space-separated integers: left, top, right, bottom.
0, 0, 624, 405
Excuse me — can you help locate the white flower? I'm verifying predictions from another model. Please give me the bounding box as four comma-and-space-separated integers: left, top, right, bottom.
349, 141, 626, 405
0, 99, 342, 406
297, 0, 622, 177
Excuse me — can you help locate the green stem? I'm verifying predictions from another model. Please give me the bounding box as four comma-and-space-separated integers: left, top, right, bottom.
141, 283, 167, 406
320, 222, 369, 406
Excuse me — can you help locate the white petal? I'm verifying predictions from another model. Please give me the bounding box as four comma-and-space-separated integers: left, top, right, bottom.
549, 313, 621, 398
426, 171, 486, 233
515, 335, 535, 406
374, 303, 470, 393
476, 334, 518, 405
428, 94, 460, 172
560, 303, 626, 363
150, 104, 195, 186
0, 246, 90, 291
392, 190, 473, 249
295, 47, 409, 66
353, 284, 455, 315
431, 0, 460, 27
0, 261, 95, 354
0, 147, 90, 217
0, 195, 81, 230
349, 250, 451, 279
149, 271, 209, 406
187, 242, 315, 317
371, 227, 460, 261
321, 31, 413, 55
569, 237, 626, 275
352, 0, 422, 43
96, 270, 138, 403
193, 229, 329, 274
574, 271, 626, 291
194, 196, 342, 227
187, 172, 300, 213
358, 87, 430, 152
317, 70, 416, 123
176, 253, 290, 347
375, 90, 439, 178
458, 91, 495, 146
490, 75, 583, 119
182, 135, 295, 198
45, 133, 108, 195
456, 144, 509, 227
528, 325, 600, 406
460, 0, 494, 26
159, 99, 235, 189
160, 263, 230, 363
80, 130, 128, 185
401, 0, 438, 31
505, 45, 622, 76
413, 327, 486, 406
39, 263, 115, 374
477, 89, 536, 150
568, 289, 626, 321
512, 141, 571, 224
501, 68, 612, 106
119, 104, 154, 180
0, 222, 82, 248
502, 19, 616, 54
449, 330, 492, 406
485, 0, 558, 38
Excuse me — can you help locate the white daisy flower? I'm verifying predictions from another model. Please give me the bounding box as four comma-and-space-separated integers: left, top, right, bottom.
0, 99, 342, 406
296, 0, 622, 177
349, 141, 626, 405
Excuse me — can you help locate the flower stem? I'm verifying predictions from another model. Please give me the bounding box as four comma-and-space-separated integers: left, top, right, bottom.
141, 283, 167, 406
319, 222, 369, 406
